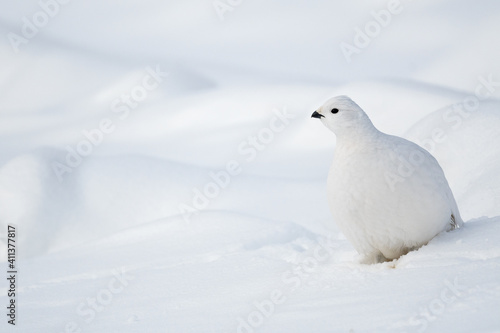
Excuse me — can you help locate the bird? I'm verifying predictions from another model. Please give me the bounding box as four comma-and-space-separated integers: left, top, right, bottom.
311, 95, 463, 264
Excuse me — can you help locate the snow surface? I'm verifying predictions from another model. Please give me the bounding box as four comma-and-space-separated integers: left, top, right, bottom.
1, 1, 500, 332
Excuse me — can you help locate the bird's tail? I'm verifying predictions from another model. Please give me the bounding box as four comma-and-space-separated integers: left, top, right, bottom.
449, 213, 464, 230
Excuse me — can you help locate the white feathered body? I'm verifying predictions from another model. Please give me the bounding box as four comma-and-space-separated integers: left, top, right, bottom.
327, 130, 463, 263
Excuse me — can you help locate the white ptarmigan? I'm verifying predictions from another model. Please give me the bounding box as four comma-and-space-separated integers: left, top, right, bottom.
312, 95, 463, 264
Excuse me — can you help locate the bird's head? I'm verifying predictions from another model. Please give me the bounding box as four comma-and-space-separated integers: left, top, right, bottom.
311, 95, 374, 136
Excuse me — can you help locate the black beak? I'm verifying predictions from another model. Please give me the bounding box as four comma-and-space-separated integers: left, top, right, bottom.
311, 111, 324, 119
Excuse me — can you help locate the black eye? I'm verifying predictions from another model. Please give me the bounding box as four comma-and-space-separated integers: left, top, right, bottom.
331, 108, 339, 114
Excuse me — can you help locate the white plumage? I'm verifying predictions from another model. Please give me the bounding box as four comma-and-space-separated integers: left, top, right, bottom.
312, 96, 463, 264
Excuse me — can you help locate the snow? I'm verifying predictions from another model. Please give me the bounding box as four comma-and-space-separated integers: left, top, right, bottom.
1, 1, 500, 332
